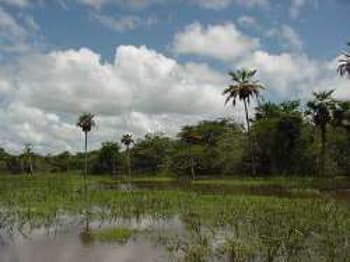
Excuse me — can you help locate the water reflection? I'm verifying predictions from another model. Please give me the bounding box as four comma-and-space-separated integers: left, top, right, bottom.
0, 234, 168, 262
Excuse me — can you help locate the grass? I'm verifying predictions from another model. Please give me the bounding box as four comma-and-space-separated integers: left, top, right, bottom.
0, 173, 349, 261
92, 227, 135, 243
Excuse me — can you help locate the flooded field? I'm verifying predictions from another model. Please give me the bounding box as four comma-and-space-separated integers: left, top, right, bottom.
0, 175, 349, 262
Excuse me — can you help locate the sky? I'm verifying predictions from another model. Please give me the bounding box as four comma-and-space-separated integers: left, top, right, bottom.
0, 0, 349, 154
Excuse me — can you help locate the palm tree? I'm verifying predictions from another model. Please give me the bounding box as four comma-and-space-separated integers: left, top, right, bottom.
223, 69, 264, 175
121, 134, 134, 177
306, 90, 336, 175
77, 113, 96, 180
338, 43, 350, 78
23, 143, 34, 176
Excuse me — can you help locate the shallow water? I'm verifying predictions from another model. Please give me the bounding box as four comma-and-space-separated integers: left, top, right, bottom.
0, 233, 167, 262
0, 217, 184, 262
0, 176, 349, 261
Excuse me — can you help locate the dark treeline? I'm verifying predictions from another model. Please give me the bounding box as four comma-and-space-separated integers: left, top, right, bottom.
1, 95, 349, 178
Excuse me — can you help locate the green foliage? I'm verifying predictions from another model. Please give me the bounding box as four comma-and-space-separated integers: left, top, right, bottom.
92, 227, 135, 243
92, 142, 120, 175
132, 133, 174, 174
77, 113, 96, 133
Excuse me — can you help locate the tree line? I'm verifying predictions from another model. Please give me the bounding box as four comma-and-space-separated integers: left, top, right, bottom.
0, 43, 349, 178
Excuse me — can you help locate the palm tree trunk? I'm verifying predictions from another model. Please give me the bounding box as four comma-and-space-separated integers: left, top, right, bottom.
28, 153, 33, 176
84, 131, 88, 180
83, 131, 90, 233
243, 99, 256, 176
320, 125, 326, 176
127, 146, 131, 177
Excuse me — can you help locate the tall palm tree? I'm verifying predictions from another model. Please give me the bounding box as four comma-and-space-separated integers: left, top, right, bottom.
306, 90, 336, 175
223, 69, 265, 175
23, 143, 34, 176
121, 134, 134, 177
77, 113, 96, 180
338, 43, 350, 78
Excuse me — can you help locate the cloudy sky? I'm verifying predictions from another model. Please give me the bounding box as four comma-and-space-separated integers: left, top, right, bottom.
0, 0, 349, 154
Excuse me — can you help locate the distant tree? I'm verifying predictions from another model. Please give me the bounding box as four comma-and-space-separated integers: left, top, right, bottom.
98, 142, 120, 176
306, 90, 336, 175
338, 42, 350, 78
132, 133, 173, 174
50, 151, 72, 173
333, 100, 350, 131
77, 113, 96, 179
121, 134, 134, 176
23, 143, 34, 176
254, 100, 306, 175
223, 69, 265, 175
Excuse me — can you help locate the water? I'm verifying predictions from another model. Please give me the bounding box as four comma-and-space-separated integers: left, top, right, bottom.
0, 233, 167, 262
0, 177, 349, 261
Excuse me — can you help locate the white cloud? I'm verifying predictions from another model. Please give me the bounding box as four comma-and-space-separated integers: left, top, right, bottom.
173, 22, 259, 61
1, 42, 347, 154
267, 24, 303, 51
0, 45, 236, 153
237, 50, 349, 100
92, 13, 157, 32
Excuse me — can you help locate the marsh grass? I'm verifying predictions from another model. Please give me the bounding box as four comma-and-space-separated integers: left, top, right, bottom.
92, 227, 136, 243
0, 174, 349, 261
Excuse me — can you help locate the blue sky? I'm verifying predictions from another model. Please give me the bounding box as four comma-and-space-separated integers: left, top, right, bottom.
0, 0, 349, 153
2, 0, 348, 60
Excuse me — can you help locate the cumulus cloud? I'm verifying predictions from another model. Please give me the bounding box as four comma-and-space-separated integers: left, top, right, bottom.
237, 50, 349, 100
0, 45, 234, 153
173, 22, 259, 61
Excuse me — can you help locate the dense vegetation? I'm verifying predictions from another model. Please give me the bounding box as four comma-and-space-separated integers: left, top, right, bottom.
1, 89, 349, 178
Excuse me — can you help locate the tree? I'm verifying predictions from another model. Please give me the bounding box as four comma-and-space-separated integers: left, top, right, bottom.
132, 133, 173, 174
97, 142, 120, 175
338, 42, 350, 78
223, 69, 264, 175
23, 143, 34, 175
254, 100, 306, 175
77, 113, 96, 180
333, 100, 350, 131
121, 134, 134, 177
306, 90, 336, 175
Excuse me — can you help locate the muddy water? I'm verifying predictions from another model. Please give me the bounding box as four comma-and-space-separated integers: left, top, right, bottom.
0, 217, 183, 262
0, 234, 167, 262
